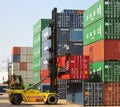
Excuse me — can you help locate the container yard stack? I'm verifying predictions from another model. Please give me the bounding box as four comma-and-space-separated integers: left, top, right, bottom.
33, 19, 51, 84
56, 9, 89, 100
12, 47, 33, 89
83, 0, 120, 106
40, 27, 51, 92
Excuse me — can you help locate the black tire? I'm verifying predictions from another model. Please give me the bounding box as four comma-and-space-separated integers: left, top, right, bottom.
12, 94, 22, 105
10, 101, 15, 104
47, 94, 58, 105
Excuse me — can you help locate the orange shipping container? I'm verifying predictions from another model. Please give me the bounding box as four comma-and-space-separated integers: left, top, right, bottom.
84, 40, 120, 63
12, 47, 20, 55
20, 62, 27, 70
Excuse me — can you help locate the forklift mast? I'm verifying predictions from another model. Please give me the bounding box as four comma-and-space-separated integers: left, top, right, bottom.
48, 8, 58, 93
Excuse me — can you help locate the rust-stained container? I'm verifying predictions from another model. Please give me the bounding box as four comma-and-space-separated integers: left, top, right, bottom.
103, 82, 120, 106
66, 55, 89, 80
41, 69, 50, 84
84, 40, 120, 62
20, 62, 27, 70
12, 47, 20, 55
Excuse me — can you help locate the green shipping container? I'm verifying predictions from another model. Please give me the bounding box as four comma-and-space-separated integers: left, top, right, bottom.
84, 18, 120, 45
33, 71, 40, 84
33, 58, 41, 72
33, 46, 41, 59
33, 19, 51, 36
83, 0, 120, 27
90, 61, 120, 82
33, 33, 41, 48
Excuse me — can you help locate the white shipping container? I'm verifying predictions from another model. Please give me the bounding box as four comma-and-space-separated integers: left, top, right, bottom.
20, 54, 27, 62
27, 63, 33, 71
12, 63, 20, 71
20, 71, 27, 79
26, 55, 33, 62
26, 78, 33, 83
26, 47, 33, 55
20, 47, 27, 54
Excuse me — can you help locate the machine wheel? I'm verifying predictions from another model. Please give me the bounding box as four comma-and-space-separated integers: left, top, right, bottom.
47, 94, 58, 105
12, 94, 22, 105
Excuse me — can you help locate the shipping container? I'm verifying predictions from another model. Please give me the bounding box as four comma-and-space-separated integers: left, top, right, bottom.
42, 27, 51, 42
84, 82, 103, 106
27, 63, 33, 71
41, 54, 50, 70
103, 82, 120, 106
26, 55, 33, 62
26, 47, 33, 55
40, 69, 50, 84
70, 28, 83, 42
90, 61, 120, 82
12, 47, 20, 55
57, 41, 83, 56
33, 71, 40, 84
66, 55, 89, 80
33, 33, 41, 48
20, 62, 27, 70
20, 54, 26, 62
33, 19, 51, 36
84, 40, 120, 62
12, 63, 20, 71
66, 82, 83, 104
33, 58, 41, 72
57, 79, 67, 99
57, 28, 70, 41
13, 54, 20, 62
83, 0, 120, 27
42, 40, 51, 56
33, 46, 40, 60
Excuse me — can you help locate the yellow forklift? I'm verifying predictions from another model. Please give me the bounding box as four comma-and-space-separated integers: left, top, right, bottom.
7, 74, 58, 105
7, 8, 59, 105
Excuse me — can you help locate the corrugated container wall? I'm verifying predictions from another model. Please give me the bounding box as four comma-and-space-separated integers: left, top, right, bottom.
84, 82, 103, 106
90, 61, 120, 82
66, 55, 89, 80
103, 82, 120, 106
84, 40, 120, 62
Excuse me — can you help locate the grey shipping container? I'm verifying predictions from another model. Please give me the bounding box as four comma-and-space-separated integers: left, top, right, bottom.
84, 82, 103, 106
57, 41, 83, 56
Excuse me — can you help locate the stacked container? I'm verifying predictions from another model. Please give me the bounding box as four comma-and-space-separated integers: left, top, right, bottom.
40, 27, 51, 88
83, 0, 120, 106
12, 47, 33, 88
56, 9, 84, 99
33, 19, 51, 83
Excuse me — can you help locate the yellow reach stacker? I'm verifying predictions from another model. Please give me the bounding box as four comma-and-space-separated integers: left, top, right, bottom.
7, 75, 58, 105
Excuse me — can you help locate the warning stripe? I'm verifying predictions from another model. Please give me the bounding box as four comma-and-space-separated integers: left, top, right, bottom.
27, 96, 45, 99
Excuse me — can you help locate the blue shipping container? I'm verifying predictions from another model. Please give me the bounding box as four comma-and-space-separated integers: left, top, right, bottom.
13, 55, 20, 62
57, 28, 70, 41
42, 27, 51, 42
42, 40, 51, 56
70, 28, 83, 42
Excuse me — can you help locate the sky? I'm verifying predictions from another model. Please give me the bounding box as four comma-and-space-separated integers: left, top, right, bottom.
0, 0, 98, 82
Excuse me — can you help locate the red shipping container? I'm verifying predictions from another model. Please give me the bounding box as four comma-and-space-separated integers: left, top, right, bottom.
40, 69, 50, 84
103, 83, 120, 106
57, 56, 66, 68
12, 47, 20, 55
84, 40, 120, 63
20, 62, 27, 70
67, 55, 89, 80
